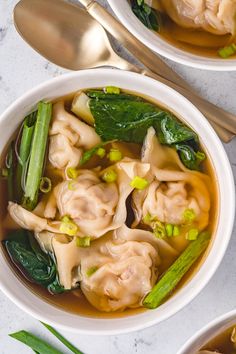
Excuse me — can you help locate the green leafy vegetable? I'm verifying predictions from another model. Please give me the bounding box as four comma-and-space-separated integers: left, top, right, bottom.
143, 231, 210, 309
23, 102, 52, 210
131, 0, 161, 31
176, 144, 206, 170
158, 116, 197, 144
5, 143, 15, 201
87, 90, 142, 101
15, 111, 37, 202
41, 323, 84, 354
87, 90, 202, 170
4, 230, 64, 294
9, 330, 64, 354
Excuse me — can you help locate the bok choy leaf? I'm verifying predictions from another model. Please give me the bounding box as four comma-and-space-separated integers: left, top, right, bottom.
4, 229, 64, 294
86, 90, 203, 170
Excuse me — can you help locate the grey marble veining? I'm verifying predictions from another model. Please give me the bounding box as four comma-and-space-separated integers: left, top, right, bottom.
0, 1, 236, 354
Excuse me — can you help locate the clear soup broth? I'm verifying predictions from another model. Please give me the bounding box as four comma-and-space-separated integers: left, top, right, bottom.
0, 88, 219, 318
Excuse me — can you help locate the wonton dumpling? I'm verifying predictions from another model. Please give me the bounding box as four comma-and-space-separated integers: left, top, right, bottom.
8, 202, 63, 234
160, 0, 236, 35
55, 170, 119, 238
46, 159, 150, 239
49, 101, 100, 169
52, 227, 160, 311
132, 128, 210, 230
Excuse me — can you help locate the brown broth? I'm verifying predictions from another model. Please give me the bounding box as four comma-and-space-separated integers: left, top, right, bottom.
140, 0, 236, 59
200, 325, 236, 353
0, 90, 219, 318
158, 15, 234, 59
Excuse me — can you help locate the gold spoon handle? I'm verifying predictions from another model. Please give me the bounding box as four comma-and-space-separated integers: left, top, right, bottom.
79, 0, 191, 89
127, 63, 234, 142
79, 0, 236, 141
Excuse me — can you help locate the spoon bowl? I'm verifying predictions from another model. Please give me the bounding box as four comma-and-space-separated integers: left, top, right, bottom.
14, 0, 125, 70
14, 0, 236, 141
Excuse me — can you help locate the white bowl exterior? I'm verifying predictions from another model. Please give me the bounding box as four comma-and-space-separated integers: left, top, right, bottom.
0, 69, 234, 335
107, 0, 236, 71
177, 309, 236, 353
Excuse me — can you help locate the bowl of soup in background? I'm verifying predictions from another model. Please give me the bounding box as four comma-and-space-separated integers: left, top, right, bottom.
0, 69, 234, 334
177, 309, 236, 354
107, 0, 236, 71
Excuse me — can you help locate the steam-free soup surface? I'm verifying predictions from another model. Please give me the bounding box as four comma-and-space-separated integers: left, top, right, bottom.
0, 88, 218, 317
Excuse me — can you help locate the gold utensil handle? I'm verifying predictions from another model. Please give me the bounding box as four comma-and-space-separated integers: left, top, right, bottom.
79, 0, 190, 88
140, 68, 236, 133
133, 65, 235, 143
79, 0, 235, 141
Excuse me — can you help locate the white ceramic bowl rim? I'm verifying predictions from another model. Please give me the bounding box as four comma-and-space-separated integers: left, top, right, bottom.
177, 309, 236, 353
107, 0, 236, 71
0, 69, 235, 335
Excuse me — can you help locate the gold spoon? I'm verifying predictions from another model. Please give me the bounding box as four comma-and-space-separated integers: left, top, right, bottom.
13, 0, 235, 141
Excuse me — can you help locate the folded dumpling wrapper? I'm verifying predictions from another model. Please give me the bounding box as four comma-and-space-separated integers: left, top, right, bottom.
52, 225, 161, 311
49, 101, 101, 169
160, 0, 236, 35
132, 127, 211, 236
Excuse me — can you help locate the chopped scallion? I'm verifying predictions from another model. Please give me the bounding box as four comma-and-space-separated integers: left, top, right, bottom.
107, 148, 123, 162
76, 236, 91, 248
39, 177, 52, 193
60, 216, 79, 236
196, 151, 206, 162
165, 224, 173, 237
104, 86, 120, 95
186, 228, 199, 241
96, 147, 106, 158
130, 176, 149, 190
66, 167, 79, 180
102, 169, 117, 183
153, 221, 166, 239
218, 43, 236, 58
173, 225, 180, 237
183, 208, 196, 223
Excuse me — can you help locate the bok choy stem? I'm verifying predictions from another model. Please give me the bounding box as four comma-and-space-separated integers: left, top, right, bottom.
16, 111, 36, 202
143, 231, 210, 309
22, 102, 52, 210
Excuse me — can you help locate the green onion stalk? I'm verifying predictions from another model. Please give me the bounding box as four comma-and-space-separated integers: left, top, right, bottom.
22, 102, 52, 210
15, 111, 37, 202
143, 231, 210, 309
5, 143, 15, 201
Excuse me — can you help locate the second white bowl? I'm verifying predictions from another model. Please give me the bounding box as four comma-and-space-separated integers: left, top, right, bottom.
107, 0, 236, 71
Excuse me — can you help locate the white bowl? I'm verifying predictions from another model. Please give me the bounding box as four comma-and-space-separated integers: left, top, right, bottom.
107, 0, 236, 71
177, 309, 236, 353
0, 69, 234, 334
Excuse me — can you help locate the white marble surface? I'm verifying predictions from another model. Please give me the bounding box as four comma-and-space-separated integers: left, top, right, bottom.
0, 1, 236, 353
